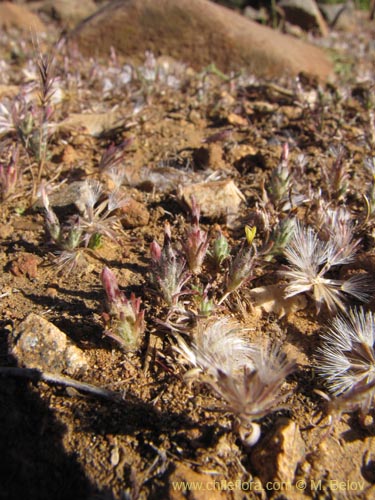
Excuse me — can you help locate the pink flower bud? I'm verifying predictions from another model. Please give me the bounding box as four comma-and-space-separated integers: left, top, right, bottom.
101, 266, 122, 304
150, 241, 162, 262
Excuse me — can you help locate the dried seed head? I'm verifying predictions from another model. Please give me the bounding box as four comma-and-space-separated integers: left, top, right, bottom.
283, 222, 369, 312
174, 318, 256, 378
175, 319, 295, 445
317, 307, 375, 408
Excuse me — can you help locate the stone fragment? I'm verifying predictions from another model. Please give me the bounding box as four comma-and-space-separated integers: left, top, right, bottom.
0, 2, 46, 32
168, 462, 227, 500
134, 166, 201, 193
0, 223, 13, 239
120, 198, 150, 228
34, 181, 84, 209
193, 144, 226, 171
70, 0, 333, 81
12, 313, 88, 376
230, 144, 257, 163
10, 253, 41, 280
58, 112, 125, 137
227, 113, 248, 127
178, 179, 245, 222
279, 0, 329, 37
251, 418, 306, 485
61, 144, 79, 165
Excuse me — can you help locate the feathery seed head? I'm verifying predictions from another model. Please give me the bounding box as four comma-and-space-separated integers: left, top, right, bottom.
317, 307, 375, 404
283, 222, 368, 312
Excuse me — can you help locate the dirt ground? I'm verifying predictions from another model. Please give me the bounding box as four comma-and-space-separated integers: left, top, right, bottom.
1, 11, 375, 500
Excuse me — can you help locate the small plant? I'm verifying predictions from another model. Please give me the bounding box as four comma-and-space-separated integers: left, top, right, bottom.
101, 266, 145, 351
76, 179, 125, 248
219, 227, 256, 304
262, 217, 295, 262
181, 197, 208, 273
268, 142, 292, 211
191, 284, 215, 317
208, 230, 231, 269
13, 44, 59, 201
321, 146, 349, 202
41, 180, 125, 272
149, 222, 190, 306
316, 307, 375, 418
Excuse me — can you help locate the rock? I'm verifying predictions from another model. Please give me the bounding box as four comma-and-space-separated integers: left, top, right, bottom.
279, 0, 329, 37
10, 253, 41, 280
120, 198, 150, 228
12, 313, 88, 376
0, 223, 13, 240
251, 418, 306, 485
61, 144, 79, 165
34, 180, 83, 209
58, 111, 125, 137
178, 179, 245, 223
133, 166, 201, 193
230, 144, 258, 164
318, 1, 355, 31
70, 0, 333, 81
168, 462, 227, 500
193, 144, 226, 171
0, 2, 46, 32
227, 113, 248, 127
37, 0, 97, 29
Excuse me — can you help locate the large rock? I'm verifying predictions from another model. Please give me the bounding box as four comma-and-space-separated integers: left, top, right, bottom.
279, 0, 329, 36
70, 0, 333, 81
0, 2, 46, 32
37, 0, 98, 29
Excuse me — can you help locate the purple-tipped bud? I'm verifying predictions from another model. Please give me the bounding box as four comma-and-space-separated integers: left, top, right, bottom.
281, 142, 289, 165
101, 266, 145, 351
182, 198, 208, 273
101, 266, 123, 305
150, 240, 162, 262
164, 221, 172, 245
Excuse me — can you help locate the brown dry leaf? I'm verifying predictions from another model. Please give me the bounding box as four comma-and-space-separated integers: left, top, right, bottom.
249, 284, 307, 318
